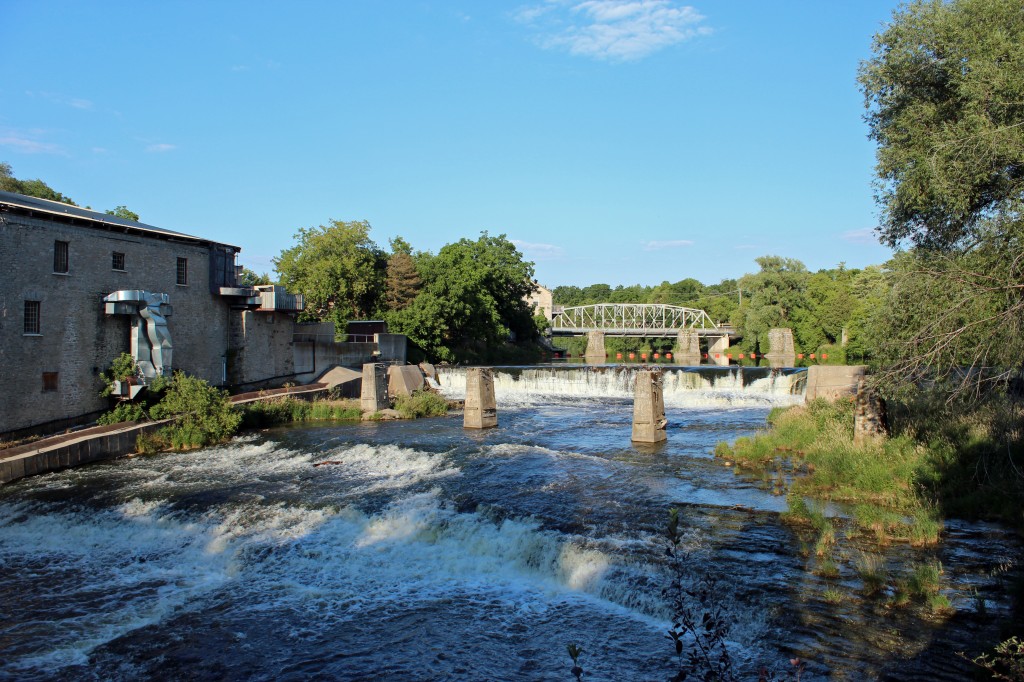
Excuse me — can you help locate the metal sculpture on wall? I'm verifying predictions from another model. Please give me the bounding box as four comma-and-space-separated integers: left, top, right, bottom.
103, 290, 174, 380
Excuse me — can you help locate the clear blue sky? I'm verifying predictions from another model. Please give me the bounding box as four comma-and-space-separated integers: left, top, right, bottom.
3, 0, 899, 288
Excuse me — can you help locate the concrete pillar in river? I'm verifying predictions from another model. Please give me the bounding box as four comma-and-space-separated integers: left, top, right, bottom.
674, 330, 701, 366
464, 367, 498, 429
632, 369, 667, 443
765, 327, 796, 368
360, 362, 390, 412
707, 335, 730, 366
584, 331, 606, 363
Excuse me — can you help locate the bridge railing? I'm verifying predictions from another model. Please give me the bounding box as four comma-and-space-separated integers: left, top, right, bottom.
550, 303, 719, 335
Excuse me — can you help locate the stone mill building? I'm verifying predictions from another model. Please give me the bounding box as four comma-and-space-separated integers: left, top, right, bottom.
0, 190, 306, 437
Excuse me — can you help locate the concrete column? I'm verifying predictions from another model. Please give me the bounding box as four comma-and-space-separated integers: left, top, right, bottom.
584, 331, 606, 363
464, 367, 498, 429
675, 330, 701, 366
707, 335, 730, 366
360, 362, 389, 412
765, 328, 796, 368
631, 369, 667, 443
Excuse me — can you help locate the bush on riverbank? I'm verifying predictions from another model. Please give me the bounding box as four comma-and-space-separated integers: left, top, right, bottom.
147, 372, 242, 449
394, 390, 449, 419
239, 397, 362, 428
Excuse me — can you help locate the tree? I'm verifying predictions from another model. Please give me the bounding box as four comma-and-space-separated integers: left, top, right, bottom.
1, 162, 77, 205
859, 0, 1024, 251
238, 267, 272, 287
387, 233, 536, 361
273, 220, 386, 331
736, 256, 809, 352
859, 0, 1024, 397
105, 205, 140, 221
385, 237, 422, 311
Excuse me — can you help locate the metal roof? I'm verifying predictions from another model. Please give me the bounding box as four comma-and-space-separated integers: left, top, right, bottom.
0, 190, 240, 251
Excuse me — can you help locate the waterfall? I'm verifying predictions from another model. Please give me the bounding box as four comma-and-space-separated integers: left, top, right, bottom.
436, 365, 806, 408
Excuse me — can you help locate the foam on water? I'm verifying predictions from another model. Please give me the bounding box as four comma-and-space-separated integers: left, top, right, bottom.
0, 499, 237, 671
437, 365, 805, 408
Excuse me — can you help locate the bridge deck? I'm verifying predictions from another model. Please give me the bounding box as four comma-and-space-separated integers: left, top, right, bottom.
550, 326, 738, 337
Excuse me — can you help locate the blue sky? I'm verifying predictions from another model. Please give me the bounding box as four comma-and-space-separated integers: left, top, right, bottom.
3, 1, 899, 288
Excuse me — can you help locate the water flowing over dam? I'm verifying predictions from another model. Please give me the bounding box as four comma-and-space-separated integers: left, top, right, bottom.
0, 365, 1016, 680
437, 364, 807, 408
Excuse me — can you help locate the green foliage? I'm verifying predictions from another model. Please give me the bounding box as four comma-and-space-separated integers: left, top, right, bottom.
722, 399, 944, 544
99, 353, 140, 397
384, 249, 422, 311
239, 397, 361, 428
965, 636, 1024, 681
97, 402, 146, 425
237, 267, 272, 286
566, 643, 585, 681
859, 0, 1024, 251
393, 390, 449, 419
104, 205, 139, 221
149, 372, 241, 449
387, 232, 537, 362
859, 0, 1024, 401
0, 161, 77, 205
274, 219, 386, 332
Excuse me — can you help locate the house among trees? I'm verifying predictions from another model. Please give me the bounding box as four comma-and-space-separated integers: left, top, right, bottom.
525, 282, 554, 321
0, 190, 313, 437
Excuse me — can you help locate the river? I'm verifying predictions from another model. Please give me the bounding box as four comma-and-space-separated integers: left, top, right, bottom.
0, 365, 1017, 680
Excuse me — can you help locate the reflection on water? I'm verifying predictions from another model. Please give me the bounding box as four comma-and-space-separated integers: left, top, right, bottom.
0, 366, 1017, 680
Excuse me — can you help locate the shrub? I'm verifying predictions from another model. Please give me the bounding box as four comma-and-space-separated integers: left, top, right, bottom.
97, 402, 147, 425
149, 371, 241, 449
100, 352, 140, 397
394, 389, 449, 419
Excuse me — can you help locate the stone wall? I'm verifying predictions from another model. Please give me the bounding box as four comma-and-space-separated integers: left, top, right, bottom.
0, 213, 234, 435
228, 310, 296, 388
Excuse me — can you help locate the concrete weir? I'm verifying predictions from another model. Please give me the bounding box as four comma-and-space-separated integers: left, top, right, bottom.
361, 363, 390, 412
631, 369, 667, 443
464, 367, 498, 429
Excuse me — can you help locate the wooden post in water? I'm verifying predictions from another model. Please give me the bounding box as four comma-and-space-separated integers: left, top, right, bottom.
360, 362, 389, 412
632, 369, 667, 443
464, 367, 498, 429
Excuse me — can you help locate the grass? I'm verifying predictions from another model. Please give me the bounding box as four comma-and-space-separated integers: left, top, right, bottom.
240, 398, 362, 428
855, 552, 888, 597
822, 588, 845, 605
718, 398, 943, 546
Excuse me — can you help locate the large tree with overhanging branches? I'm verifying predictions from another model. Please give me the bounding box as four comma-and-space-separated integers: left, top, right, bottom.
859, 0, 1024, 398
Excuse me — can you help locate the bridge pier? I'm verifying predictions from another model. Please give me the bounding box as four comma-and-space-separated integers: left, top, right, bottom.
674, 330, 701, 366
707, 335, 730, 366
765, 328, 796, 368
584, 331, 606, 363
464, 367, 498, 429
632, 370, 667, 443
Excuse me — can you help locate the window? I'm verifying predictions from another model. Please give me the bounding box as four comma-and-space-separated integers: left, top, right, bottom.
42, 372, 59, 392
176, 257, 188, 285
24, 300, 40, 335
53, 241, 69, 273
112, 252, 125, 271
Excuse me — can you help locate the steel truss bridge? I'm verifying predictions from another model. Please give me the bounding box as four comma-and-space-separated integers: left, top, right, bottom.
549, 304, 736, 337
